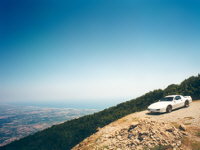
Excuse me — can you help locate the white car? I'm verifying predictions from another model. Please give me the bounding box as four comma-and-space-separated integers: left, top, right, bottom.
147, 95, 192, 113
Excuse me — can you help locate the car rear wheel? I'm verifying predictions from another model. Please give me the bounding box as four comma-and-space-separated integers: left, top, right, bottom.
166, 105, 172, 113
184, 101, 189, 107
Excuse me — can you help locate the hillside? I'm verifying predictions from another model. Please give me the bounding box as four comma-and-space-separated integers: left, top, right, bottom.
1, 74, 200, 150
73, 101, 200, 150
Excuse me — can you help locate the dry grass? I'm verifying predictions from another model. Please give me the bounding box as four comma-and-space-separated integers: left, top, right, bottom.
196, 131, 200, 137
116, 116, 139, 126
188, 127, 200, 137
184, 116, 195, 120
182, 137, 200, 150
191, 141, 200, 150
100, 145, 109, 149
150, 145, 172, 150
184, 122, 192, 125
182, 137, 191, 147
145, 116, 151, 119
171, 122, 179, 129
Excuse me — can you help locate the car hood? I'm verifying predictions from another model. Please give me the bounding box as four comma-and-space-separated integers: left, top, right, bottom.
148, 101, 171, 109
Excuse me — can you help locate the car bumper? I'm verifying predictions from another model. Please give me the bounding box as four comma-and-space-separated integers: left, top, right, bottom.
147, 108, 166, 113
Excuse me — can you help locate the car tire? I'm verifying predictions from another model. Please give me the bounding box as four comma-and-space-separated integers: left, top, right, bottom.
184, 100, 189, 107
166, 105, 172, 113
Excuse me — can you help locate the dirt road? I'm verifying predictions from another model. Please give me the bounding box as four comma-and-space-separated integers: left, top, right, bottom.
133, 100, 200, 126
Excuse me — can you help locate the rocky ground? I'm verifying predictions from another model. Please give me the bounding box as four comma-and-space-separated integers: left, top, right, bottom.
72, 100, 200, 150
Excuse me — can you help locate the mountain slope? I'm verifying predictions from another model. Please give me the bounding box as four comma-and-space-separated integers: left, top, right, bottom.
73, 101, 200, 150
1, 74, 200, 150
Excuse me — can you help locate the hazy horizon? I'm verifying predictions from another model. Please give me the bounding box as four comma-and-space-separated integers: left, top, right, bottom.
1, 0, 200, 107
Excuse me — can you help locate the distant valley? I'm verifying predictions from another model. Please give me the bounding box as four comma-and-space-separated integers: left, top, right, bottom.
0, 104, 97, 146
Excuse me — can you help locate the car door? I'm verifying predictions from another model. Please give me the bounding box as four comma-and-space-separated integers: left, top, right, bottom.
179, 96, 185, 107
174, 96, 182, 108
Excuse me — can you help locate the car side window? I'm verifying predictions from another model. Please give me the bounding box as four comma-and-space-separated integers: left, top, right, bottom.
175, 96, 181, 100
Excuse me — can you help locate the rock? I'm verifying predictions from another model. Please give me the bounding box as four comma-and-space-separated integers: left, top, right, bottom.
166, 128, 174, 132
138, 130, 149, 140
104, 134, 109, 138
127, 134, 134, 139
128, 124, 138, 132
146, 143, 152, 147
117, 135, 122, 140
73, 119, 186, 150
177, 140, 181, 146
172, 143, 176, 147
179, 124, 186, 131
96, 127, 101, 131
138, 135, 144, 141
133, 139, 140, 145
181, 131, 188, 136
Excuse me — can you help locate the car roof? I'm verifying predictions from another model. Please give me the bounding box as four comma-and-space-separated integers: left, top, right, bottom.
165, 95, 181, 97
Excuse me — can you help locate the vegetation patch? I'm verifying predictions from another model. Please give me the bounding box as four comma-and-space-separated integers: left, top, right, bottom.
182, 137, 191, 147
184, 122, 192, 125
196, 131, 200, 137
184, 116, 195, 120
182, 136, 200, 150
171, 122, 179, 129
191, 141, 200, 150
150, 144, 172, 150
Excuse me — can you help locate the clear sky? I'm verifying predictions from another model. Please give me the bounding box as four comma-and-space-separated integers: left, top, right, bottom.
0, 0, 200, 108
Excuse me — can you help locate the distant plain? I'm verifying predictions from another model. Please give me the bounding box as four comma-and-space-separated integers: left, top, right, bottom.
0, 104, 97, 146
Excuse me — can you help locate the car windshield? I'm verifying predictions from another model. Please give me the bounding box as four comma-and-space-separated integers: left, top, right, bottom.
160, 97, 174, 101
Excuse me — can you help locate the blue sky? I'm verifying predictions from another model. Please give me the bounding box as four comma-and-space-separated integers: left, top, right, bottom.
0, 0, 200, 107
